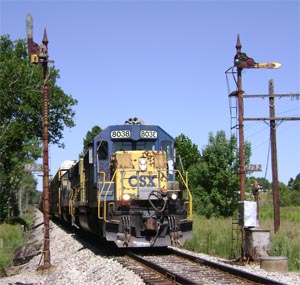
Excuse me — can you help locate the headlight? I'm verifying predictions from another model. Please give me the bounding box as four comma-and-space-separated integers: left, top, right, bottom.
138, 157, 147, 171
122, 193, 131, 201
170, 193, 178, 200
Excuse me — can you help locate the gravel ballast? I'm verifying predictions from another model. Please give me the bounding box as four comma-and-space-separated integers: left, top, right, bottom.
0, 210, 145, 285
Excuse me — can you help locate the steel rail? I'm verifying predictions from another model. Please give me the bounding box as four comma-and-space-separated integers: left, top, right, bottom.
126, 251, 198, 285
169, 248, 287, 285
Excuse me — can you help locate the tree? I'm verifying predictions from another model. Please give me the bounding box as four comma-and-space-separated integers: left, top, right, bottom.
288, 173, 300, 191
18, 172, 40, 214
174, 134, 201, 172
188, 131, 251, 217
288, 174, 300, 205
293, 173, 300, 191
80, 125, 102, 157
0, 35, 78, 221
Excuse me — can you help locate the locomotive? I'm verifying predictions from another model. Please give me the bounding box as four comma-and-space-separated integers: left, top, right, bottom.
49, 118, 193, 247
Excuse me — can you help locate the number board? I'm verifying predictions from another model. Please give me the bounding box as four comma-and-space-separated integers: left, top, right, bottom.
24, 163, 43, 172
245, 164, 262, 172
140, 130, 157, 139
110, 130, 131, 139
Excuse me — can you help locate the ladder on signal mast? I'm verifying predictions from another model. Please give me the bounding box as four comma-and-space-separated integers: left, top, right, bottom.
231, 217, 240, 259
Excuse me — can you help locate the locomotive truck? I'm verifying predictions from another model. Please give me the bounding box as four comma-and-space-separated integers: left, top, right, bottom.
49, 118, 193, 247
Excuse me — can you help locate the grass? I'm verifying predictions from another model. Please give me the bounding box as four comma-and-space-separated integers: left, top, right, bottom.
0, 206, 35, 276
183, 205, 300, 271
0, 223, 24, 276
260, 214, 300, 271
184, 215, 235, 257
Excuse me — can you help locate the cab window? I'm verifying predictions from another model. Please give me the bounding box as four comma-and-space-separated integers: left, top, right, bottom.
136, 140, 155, 150
97, 141, 108, 160
113, 141, 132, 152
161, 141, 172, 160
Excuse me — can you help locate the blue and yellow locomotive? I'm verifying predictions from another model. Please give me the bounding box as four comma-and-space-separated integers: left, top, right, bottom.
50, 118, 193, 247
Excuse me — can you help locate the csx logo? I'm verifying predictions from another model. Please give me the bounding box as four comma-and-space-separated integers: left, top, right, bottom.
128, 175, 156, 187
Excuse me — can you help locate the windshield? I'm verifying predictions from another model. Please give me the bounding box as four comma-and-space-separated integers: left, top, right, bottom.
113, 140, 155, 152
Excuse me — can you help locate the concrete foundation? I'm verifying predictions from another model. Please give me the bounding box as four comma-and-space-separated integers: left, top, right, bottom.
245, 227, 270, 261
260, 256, 289, 272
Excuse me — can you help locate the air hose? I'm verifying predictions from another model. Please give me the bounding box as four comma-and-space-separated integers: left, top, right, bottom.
148, 190, 167, 213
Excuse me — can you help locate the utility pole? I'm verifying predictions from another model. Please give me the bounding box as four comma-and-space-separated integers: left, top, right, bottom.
269, 80, 280, 233
26, 14, 51, 269
243, 82, 300, 233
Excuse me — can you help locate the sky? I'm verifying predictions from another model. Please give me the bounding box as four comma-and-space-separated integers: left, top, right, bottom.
1, 0, 299, 191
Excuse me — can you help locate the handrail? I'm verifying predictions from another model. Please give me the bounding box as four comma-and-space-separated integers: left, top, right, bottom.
79, 158, 86, 203
68, 188, 74, 215
69, 187, 81, 216
103, 171, 119, 223
58, 171, 62, 216
175, 170, 193, 220
97, 170, 119, 223
80, 181, 86, 203
58, 187, 61, 215
97, 171, 106, 219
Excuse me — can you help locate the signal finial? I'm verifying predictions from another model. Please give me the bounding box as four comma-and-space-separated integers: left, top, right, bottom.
236, 34, 242, 52
26, 14, 33, 39
43, 28, 48, 46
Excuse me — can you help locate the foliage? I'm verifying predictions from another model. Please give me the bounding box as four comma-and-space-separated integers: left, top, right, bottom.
18, 172, 41, 214
288, 173, 300, 191
80, 125, 102, 156
174, 131, 298, 217
0, 206, 35, 276
255, 174, 300, 208
0, 35, 78, 222
174, 134, 200, 172
186, 131, 251, 217
184, 215, 233, 257
0, 223, 24, 276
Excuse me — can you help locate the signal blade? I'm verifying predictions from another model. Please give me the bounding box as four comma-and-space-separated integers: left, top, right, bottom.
254, 62, 282, 69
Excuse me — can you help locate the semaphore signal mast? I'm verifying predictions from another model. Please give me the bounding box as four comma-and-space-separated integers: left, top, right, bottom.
226, 34, 284, 260
232, 34, 282, 204
26, 14, 52, 270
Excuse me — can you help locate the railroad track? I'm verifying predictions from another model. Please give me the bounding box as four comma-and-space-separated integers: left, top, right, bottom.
51, 220, 287, 285
115, 248, 287, 285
